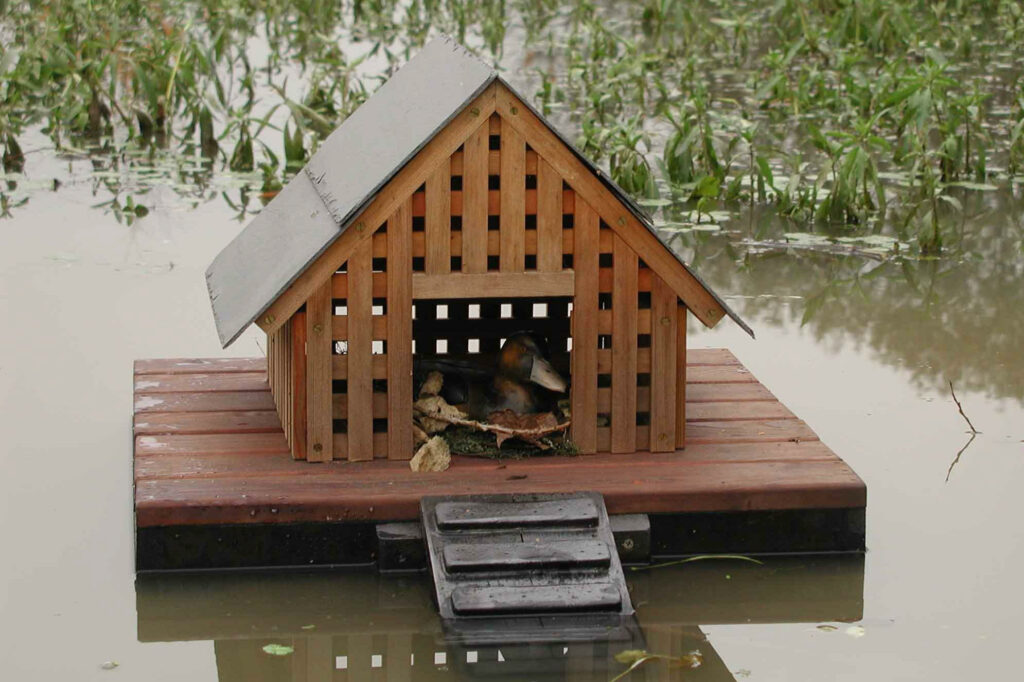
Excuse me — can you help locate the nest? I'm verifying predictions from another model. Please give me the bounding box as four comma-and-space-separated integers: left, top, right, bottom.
409, 371, 575, 469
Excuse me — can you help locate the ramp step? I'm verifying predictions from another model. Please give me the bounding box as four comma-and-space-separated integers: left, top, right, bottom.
422, 493, 633, 619
435, 498, 599, 530
451, 582, 622, 615
443, 539, 611, 572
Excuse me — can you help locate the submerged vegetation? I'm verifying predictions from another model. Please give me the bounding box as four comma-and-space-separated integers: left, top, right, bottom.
1, 1, 1022, 252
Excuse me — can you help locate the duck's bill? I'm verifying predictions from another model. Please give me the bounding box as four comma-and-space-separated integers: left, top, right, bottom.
530, 357, 567, 393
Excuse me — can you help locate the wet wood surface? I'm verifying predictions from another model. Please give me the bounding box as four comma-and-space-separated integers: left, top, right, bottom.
133, 349, 866, 528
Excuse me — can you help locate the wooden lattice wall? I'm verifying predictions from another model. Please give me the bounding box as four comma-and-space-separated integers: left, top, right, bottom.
268, 111, 688, 462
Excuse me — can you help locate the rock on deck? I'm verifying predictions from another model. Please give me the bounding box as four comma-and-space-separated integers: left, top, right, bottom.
132, 349, 866, 571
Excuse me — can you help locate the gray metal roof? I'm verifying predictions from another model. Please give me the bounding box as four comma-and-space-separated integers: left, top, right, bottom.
206, 36, 751, 347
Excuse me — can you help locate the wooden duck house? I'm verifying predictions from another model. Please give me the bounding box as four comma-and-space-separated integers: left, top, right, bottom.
206, 37, 752, 464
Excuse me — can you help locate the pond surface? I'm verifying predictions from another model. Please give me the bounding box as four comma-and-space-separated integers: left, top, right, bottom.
2, 133, 1022, 681
2, 2, 1024, 678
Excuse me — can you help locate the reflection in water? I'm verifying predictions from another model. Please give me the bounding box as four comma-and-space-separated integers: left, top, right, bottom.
679, 188, 1024, 401
136, 556, 862, 681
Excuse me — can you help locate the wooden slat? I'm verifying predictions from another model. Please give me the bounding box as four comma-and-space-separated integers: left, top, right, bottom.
134, 390, 276, 413
387, 197, 414, 461
649, 273, 677, 452
134, 411, 283, 436
134, 459, 862, 526
410, 271, 574, 299
449, 148, 538, 176
333, 392, 389, 419
499, 120, 526, 272
676, 305, 687, 448
414, 187, 572, 217
291, 311, 307, 460
332, 315, 387, 340
135, 439, 839, 482
256, 84, 498, 338
346, 237, 374, 462
136, 432, 289, 456
332, 271, 387, 299
493, 83, 727, 329
461, 119, 489, 273
135, 372, 268, 393
571, 198, 599, 453
424, 158, 451, 275
305, 280, 333, 463
332, 354, 388, 380
536, 157, 563, 271
134, 357, 265, 374
334, 432, 389, 460
598, 308, 651, 334
610, 235, 638, 453
413, 227, 577, 259
599, 267, 653, 293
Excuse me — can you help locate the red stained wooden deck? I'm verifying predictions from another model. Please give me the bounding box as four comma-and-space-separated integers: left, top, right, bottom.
133, 350, 865, 528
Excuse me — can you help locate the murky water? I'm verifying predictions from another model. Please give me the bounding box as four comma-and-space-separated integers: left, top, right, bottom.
2, 137, 1022, 680
3, 3, 1024, 677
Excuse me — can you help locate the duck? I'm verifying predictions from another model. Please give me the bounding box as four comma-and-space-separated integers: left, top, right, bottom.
414, 332, 567, 420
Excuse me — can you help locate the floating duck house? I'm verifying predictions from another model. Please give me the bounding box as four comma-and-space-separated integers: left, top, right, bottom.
131, 38, 865, 575
206, 37, 751, 463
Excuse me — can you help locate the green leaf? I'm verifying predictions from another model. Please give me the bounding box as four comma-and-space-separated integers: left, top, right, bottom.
262, 644, 294, 657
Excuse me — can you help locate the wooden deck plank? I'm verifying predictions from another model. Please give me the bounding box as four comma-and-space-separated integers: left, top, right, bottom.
134, 372, 268, 393
133, 350, 865, 532
134, 411, 283, 436
135, 358, 265, 374
135, 459, 864, 526
135, 432, 289, 456
134, 440, 843, 481
133, 391, 276, 413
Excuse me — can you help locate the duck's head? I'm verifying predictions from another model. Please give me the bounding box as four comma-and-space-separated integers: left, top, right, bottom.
497, 333, 567, 393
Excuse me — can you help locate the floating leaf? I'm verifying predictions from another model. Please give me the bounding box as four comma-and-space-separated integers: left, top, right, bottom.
262, 644, 294, 656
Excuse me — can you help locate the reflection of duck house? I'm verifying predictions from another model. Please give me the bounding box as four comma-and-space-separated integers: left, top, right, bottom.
206, 37, 751, 462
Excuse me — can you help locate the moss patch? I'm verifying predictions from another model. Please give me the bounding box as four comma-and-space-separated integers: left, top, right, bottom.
441, 427, 578, 460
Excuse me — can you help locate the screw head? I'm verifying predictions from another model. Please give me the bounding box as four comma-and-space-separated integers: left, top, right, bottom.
312, 443, 323, 453
510, 105, 519, 115
617, 216, 627, 227
470, 106, 480, 116
264, 314, 275, 325
661, 316, 671, 326
312, 323, 323, 334
355, 221, 366, 232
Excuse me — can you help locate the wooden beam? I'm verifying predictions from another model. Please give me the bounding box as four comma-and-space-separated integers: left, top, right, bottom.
305, 282, 333, 462
256, 83, 498, 337
424, 157, 451, 275
571, 198, 599, 454
649, 273, 678, 452
536, 157, 563, 271
499, 119, 526, 272
410, 271, 574, 299
461, 119, 490, 273
676, 304, 687, 449
611, 235, 638, 454
387, 198, 414, 461
346, 238, 374, 462
290, 310, 307, 460
493, 82, 726, 328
